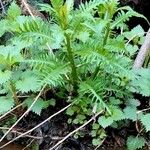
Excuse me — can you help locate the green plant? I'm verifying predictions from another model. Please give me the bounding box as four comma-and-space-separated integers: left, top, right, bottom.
127, 136, 146, 150
0, 0, 150, 149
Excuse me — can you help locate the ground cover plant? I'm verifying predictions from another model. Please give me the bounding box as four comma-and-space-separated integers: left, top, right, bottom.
0, 0, 150, 149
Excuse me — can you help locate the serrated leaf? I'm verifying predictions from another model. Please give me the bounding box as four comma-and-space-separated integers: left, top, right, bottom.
16, 71, 41, 93
124, 106, 137, 121
24, 98, 51, 115
0, 45, 22, 63
92, 123, 100, 130
0, 97, 14, 115
16, 77, 40, 93
92, 138, 102, 146
124, 25, 144, 40
76, 31, 90, 43
131, 69, 150, 96
51, 0, 63, 9
98, 116, 113, 128
7, 2, 21, 20
50, 25, 64, 49
91, 130, 97, 137
126, 99, 140, 107
76, 114, 86, 121
0, 45, 20, 58
109, 97, 122, 105
66, 0, 74, 13
48, 99, 56, 106
73, 118, 79, 124
111, 107, 125, 121
66, 107, 75, 116
0, 70, 11, 84
140, 114, 150, 132
0, 20, 9, 37
127, 136, 145, 150
105, 38, 126, 53
126, 44, 138, 55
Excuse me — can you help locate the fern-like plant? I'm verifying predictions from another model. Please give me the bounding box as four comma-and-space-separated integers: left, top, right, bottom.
0, 0, 150, 149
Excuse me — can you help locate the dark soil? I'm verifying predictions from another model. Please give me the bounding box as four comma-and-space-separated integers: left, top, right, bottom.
0, 104, 127, 150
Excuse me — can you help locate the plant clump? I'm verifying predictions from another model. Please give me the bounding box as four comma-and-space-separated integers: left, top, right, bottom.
0, 0, 150, 149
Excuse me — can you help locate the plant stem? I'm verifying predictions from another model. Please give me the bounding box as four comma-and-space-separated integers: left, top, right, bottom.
65, 33, 78, 92
10, 81, 19, 105
143, 51, 150, 68
103, 23, 110, 46
92, 23, 110, 79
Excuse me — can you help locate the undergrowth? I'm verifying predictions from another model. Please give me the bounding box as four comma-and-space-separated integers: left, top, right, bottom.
0, 0, 150, 149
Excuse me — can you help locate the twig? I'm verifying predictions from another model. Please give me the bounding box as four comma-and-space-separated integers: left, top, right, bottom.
21, 0, 35, 19
22, 139, 34, 150
94, 138, 106, 150
17, 95, 30, 98
0, 127, 43, 140
55, 144, 63, 150
0, 103, 23, 120
48, 110, 103, 150
0, 101, 74, 149
0, 84, 46, 143
133, 28, 150, 68
135, 119, 140, 133
137, 107, 150, 114
0, 126, 63, 140
20, 0, 45, 19
125, 32, 147, 47
0, 0, 6, 14
46, 43, 54, 55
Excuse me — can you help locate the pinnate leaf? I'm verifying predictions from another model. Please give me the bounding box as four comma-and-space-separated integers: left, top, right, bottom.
7, 2, 21, 20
